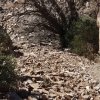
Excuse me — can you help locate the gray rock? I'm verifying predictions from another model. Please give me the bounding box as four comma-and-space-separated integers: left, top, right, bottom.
94, 84, 100, 90
82, 95, 90, 99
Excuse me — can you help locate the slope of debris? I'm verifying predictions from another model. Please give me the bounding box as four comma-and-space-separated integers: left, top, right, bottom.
9, 43, 100, 100
0, 0, 100, 99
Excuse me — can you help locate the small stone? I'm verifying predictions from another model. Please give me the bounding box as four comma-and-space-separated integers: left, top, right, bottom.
94, 84, 100, 90
49, 93, 56, 98
86, 86, 90, 92
82, 95, 90, 99
30, 83, 39, 89
35, 70, 44, 75
24, 79, 33, 84
20, 68, 26, 72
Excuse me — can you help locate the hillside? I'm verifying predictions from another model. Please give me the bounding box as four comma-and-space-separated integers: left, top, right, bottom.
0, 0, 100, 100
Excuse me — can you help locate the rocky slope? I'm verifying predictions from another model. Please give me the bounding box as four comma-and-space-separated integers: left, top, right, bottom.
0, 0, 100, 100
7, 43, 100, 100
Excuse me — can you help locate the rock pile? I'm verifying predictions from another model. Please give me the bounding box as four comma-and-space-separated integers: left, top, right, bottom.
0, 0, 100, 99
12, 44, 100, 100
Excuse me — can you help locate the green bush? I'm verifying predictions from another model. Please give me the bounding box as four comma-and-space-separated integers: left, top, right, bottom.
0, 26, 12, 53
69, 16, 98, 60
0, 55, 18, 90
0, 26, 18, 91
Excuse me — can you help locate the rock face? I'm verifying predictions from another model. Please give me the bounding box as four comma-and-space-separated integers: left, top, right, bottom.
0, 0, 100, 100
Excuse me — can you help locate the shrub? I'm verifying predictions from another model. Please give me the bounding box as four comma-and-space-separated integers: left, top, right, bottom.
69, 16, 98, 60
0, 26, 13, 53
0, 55, 18, 91
0, 26, 18, 93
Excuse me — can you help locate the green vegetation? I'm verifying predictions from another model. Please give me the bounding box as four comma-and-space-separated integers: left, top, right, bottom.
27, 0, 98, 59
0, 55, 18, 89
0, 26, 18, 91
0, 26, 12, 54
69, 16, 98, 60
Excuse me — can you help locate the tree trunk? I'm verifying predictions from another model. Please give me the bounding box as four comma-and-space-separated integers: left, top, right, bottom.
99, 27, 100, 53
59, 32, 68, 50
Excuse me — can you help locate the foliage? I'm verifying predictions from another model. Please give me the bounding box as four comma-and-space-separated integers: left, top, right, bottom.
23, 0, 78, 48
0, 26, 12, 53
0, 26, 18, 90
0, 55, 18, 89
70, 16, 98, 60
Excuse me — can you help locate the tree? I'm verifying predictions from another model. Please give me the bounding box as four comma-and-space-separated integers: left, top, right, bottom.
2, 0, 92, 49
23, 0, 79, 49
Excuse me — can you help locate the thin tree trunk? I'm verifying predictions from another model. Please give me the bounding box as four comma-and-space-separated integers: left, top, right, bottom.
97, 1, 100, 53
59, 32, 67, 50
99, 27, 100, 53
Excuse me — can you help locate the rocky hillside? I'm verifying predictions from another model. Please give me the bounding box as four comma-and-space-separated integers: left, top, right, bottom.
6, 42, 100, 100
0, 0, 100, 100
